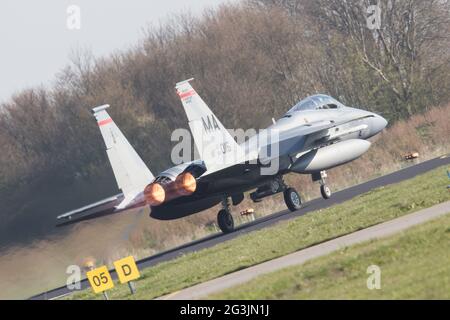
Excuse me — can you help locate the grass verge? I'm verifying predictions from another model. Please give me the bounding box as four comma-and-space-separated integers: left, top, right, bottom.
209, 211, 450, 299
69, 165, 450, 300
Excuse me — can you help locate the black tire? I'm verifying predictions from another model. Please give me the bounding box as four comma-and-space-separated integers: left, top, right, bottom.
284, 188, 302, 212
217, 209, 234, 233
320, 184, 332, 199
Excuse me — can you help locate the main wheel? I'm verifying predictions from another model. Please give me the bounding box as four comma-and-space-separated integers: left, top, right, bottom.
284, 188, 302, 212
217, 209, 234, 233
320, 184, 332, 199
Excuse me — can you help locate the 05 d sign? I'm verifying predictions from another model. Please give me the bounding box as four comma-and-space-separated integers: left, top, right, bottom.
86, 266, 114, 294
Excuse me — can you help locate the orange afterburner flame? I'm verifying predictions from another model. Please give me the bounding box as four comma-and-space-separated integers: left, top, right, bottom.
175, 172, 197, 195
144, 173, 197, 207
144, 183, 165, 206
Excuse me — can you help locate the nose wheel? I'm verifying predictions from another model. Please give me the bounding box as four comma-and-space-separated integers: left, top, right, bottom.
320, 184, 332, 199
313, 171, 332, 199
217, 197, 235, 233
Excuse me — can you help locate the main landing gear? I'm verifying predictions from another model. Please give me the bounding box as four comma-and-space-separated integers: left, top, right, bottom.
250, 176, 303, 212
217, 176, 305, 233
283, 187, 302, 211
217, 197, 234, 233
313, 171, 332, 200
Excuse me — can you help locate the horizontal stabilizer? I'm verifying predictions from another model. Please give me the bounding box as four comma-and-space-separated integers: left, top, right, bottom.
56, 194, 123, 226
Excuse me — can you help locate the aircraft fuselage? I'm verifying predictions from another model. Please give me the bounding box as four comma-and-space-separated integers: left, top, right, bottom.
151, 101, 387, 220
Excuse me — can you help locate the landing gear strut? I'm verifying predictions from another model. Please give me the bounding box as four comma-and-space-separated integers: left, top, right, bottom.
251, 176, 303, 212
217, 197, 234, 233
313, 171, 332, 199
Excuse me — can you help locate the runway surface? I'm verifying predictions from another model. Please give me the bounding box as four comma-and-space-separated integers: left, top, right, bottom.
159, 200, 450, 299
30, 155, 450, 300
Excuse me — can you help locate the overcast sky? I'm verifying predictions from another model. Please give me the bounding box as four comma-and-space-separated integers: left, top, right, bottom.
0, 0, 234, 103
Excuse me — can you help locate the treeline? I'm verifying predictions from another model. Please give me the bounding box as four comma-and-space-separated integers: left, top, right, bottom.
1, 0, 449, 245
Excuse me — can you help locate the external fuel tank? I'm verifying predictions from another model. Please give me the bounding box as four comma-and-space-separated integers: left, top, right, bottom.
291, 139, 371, 173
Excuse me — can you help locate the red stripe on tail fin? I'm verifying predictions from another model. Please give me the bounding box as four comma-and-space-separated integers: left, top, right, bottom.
98, 118, 113, 126
178, 90, 196, 100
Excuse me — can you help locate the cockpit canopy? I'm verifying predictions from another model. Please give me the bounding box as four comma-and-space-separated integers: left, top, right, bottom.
286, 94, 344, 114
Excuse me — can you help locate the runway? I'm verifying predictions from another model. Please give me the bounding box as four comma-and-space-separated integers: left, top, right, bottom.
159, 200, 450, 299
30, 155, 450, 300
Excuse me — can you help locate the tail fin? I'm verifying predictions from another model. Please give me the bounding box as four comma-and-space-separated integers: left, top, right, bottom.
92, 105, 154, 197
175, 79, 244, 173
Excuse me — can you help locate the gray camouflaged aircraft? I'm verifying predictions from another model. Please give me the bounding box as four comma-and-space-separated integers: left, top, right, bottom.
57, 79, 387, 233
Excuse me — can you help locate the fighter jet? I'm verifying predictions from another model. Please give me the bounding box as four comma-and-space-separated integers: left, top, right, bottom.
57, 79, 387, 233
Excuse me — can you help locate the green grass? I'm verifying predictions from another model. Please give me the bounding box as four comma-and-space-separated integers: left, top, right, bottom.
209, 212, 450, 299
69, 165, 450, 300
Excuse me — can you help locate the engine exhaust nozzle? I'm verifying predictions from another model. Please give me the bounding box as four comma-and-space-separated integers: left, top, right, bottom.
144, 183, 165, 206
144, 172, 197, 207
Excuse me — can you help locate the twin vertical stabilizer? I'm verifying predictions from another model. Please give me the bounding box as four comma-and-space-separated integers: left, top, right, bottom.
92, 105, 154, 197
175, 79, 245, 174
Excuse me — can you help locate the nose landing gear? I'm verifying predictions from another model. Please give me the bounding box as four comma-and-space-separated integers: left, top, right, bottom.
313, 171, 332, 199
320, 184, 332, 199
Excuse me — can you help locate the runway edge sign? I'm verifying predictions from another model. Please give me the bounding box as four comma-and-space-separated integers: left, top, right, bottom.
86, 256, 140, 297
86, 266, 114, 294
113, 255, 140, 284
